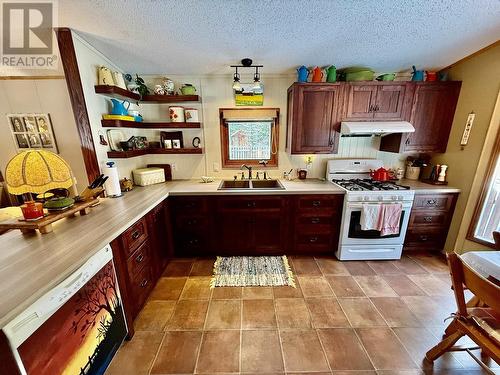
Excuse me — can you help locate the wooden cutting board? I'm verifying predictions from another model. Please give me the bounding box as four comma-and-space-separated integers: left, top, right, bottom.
0, 198, 99, 234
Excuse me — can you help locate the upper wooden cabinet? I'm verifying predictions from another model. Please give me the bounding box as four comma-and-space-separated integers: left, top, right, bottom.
286, 83, 344, 154
344, 83, 411, 121
287, 81, 461, 154
380, 82, 461, 153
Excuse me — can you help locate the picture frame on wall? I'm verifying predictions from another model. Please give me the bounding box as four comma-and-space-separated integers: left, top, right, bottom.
10, 116, 24, 132
7, 113, 58, 153
15, 134, 29, 148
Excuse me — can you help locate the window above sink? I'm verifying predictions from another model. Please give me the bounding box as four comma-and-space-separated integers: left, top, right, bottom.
219, 108, 280, 168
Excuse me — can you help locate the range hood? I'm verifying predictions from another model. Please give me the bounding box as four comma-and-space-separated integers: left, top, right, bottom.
340, 121, 415, 136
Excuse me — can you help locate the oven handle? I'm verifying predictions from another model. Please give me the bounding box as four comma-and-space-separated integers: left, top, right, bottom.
347, 202, 412, 209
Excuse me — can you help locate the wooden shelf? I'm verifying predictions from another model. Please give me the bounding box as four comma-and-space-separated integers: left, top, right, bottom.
141, 94, 200, 103
94, 85, 200, 103
101, 119, 201, 129
107, 148, 203, 158
95, 85, 140, 100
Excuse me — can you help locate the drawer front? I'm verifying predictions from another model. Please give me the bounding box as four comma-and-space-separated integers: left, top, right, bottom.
296, 233, 332, 246
404, 229, 446, 249
409, 211, 449, 227
130, 264, 153, 314
295, 215, 339, 234
172, 196, 208, 215
217, 196, 283, 211
122, 218, 148, 256
296, 195, 343, 212
126, 241, 151, 277
412, 194, 454, 211
175, 215, 209, 232
175, 233, 209, 255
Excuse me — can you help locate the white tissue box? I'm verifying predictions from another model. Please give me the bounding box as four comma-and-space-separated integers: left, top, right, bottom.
133, 167, 165, 186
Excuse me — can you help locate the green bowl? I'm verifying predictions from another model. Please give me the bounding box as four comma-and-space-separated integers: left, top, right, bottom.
376, 73, 396, 81
345, 70, 374, 81
43, 197, 75, 210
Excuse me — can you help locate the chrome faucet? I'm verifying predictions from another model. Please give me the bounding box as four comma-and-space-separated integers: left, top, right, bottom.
241, 164, 253, 179
258, 160, 269, 180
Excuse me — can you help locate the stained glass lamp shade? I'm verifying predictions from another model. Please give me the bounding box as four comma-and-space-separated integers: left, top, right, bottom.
5, 150, 73, 195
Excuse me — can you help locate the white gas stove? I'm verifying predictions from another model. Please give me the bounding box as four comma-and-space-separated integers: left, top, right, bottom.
326, 159, 415, 261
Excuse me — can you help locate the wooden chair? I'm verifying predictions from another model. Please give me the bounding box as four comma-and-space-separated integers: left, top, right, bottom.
425, 252, 499, 372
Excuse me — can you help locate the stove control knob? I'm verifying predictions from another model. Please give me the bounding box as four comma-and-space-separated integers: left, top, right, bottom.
364, 196, 370, 201
398, 196, 404, 201
358, 196, 363, 201
378, 196, 383, 201
392, 195, 397, 201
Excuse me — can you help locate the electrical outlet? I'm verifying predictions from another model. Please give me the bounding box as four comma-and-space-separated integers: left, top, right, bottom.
171, 163, 177, 171
213, 162, 220, 172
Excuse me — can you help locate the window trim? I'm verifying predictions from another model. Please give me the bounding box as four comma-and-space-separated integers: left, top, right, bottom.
466, 126, 500, 248
219, 108, 279, 168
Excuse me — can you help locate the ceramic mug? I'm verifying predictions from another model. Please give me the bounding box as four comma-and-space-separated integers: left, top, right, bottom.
113, 72, 127, 89
98, 66, 114, 85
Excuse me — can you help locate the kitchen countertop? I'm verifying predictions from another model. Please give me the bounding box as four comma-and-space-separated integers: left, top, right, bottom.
168, 178, 345, 195
0, 177, 459, 328
399, 179, 461, 194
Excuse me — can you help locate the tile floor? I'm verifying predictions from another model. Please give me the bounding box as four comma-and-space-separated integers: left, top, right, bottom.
106, 253, 500, 375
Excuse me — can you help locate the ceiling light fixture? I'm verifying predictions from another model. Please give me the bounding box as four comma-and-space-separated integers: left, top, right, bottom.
253, 66, 261, 91
232, 67, 241, 90
230, 59, 263, 92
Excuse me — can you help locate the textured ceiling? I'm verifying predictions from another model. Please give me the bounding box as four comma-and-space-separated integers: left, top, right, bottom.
59, 0, 500, 74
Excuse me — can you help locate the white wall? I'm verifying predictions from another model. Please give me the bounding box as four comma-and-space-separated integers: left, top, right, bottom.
73, 31, 405, 181
0, 78, 88, 191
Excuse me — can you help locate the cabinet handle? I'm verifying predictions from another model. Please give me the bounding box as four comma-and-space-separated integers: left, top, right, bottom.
247, 201, 256, 208
423, 216, 433, 222
405, 137, 410, 145
188, 238, 199, 245
329, 137, 334, 146
187, 219, 198, 225
311, 217, 321, 224
419, 235, 429, 241
140, 279, 148, 288
426, 199, 437, 206
135, 254, 144, 263
374, 104, 380, 111
309, 236, 318, 243
312, 200, 321, 207
131, 230, 140, 240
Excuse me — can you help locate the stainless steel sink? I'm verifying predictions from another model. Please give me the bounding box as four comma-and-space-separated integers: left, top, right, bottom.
219, 180, 250, 189
250, 179, 284, 190
218, 179, 284, 190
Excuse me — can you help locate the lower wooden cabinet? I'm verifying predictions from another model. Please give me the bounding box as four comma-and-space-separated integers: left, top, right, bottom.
290, 195, 343, 254
169, 194, 344, 256
110, 198, 172, 338
404, 192, 458, 252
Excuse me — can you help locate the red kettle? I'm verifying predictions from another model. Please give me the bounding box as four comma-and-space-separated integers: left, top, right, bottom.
370, 167, 390, 181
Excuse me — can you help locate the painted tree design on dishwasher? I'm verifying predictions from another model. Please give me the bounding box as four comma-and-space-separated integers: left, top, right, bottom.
70, 262, 120, 341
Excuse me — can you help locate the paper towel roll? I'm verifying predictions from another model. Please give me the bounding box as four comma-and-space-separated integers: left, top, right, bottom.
103, 162, 122, 197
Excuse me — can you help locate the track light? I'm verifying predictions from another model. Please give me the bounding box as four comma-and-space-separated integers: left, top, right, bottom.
230, 60, 264, 92
252, 67, 262, 91
232, 67, 241, 91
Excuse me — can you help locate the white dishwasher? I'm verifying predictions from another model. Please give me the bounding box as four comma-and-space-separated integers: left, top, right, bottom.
3, 244, 128, 375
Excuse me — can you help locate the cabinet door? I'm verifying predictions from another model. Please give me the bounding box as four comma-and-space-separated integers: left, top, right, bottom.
252, 212, 286, 254
292, 85, 341, 153
405, 82, 461, 153
373, 84, 407, 120
216, 213, 253, 255
345, 84, 378, 120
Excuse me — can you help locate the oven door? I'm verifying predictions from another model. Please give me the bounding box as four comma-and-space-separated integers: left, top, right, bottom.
341, 202, 412, 245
